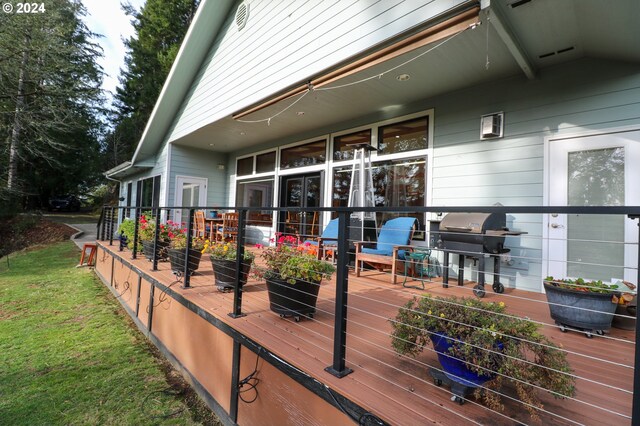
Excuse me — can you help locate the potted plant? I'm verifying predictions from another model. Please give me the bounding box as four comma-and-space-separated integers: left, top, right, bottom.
543, 277, 621, 337
167, 227, 205, 277
138, 212, 171, 261
390, 295, 575, 420
202, 240, 255, 292
116, 218, 137, 251
257, 234, 336, 321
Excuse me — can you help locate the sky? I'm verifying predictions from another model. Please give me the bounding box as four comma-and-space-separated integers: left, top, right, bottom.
81, 0, 146, 103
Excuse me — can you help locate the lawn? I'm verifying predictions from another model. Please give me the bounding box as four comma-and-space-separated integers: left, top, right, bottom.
0, 241, 220, 425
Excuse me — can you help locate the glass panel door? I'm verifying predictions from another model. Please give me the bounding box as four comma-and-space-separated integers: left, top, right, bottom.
548, 130, 640, 283
280, 173, 322, 238
566, 148, 624, 281
174, 176, 207, 226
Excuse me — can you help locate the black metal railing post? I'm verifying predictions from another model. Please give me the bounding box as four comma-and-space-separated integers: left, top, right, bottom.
325, 210, 353, 378
182, 208, 194, 288
630, 214, 640, 424
152, 207, 161, 271
229, 209, 247, 318
109, 207, 115, 246
132, 207, 140, 259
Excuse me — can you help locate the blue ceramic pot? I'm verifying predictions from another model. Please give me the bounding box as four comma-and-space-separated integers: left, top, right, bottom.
429, 331, 501, 388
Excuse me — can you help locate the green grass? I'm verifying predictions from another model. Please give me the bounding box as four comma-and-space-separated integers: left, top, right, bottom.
0, 242, 217, 425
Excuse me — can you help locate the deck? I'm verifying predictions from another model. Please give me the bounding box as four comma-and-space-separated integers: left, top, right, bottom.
96, 241, 634, 425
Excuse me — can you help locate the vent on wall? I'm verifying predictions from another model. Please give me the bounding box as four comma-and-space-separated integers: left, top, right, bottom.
480, 112, 504, 140
236, 2, 249, 31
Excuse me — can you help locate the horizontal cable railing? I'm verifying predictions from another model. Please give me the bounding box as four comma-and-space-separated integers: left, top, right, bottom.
98, 204, 640, 425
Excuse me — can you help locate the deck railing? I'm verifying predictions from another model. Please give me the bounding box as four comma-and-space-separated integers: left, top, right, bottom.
99, 204, 640, 424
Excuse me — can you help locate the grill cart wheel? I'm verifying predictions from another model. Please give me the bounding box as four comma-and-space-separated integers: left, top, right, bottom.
473, 284, 486, 298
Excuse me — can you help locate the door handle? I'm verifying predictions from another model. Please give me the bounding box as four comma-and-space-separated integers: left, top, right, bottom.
550, 223, 564, 229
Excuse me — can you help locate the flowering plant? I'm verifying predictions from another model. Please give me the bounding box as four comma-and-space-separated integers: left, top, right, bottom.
201, 240, 255, 262
166, 221, 205, 250
390, 295, 575, 420
138, 212, 174, 242
257, 234, 335, 284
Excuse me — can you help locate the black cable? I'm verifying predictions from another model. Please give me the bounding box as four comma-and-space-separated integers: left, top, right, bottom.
238, 348, 261, 404
147, 279, 182, 312
113, 279, 131, 298
324, 384, 386, 426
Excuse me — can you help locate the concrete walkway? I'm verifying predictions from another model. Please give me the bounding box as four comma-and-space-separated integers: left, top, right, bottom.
67, 222, 99, 250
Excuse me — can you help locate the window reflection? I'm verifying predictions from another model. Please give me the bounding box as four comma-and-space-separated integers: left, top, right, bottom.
333, 130, 371, 161
378, 117, 428, 155
331, 157, 425, 224
280, 140, 326, 169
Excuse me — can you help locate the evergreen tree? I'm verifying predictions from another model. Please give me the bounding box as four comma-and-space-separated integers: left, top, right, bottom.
0, 0, 104, 207
108, 0, 199, 168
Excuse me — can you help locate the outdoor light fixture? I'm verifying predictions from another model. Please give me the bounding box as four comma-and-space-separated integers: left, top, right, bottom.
396, 73, 411, 81
217, 163, 225, 170
480, 112, 504, 140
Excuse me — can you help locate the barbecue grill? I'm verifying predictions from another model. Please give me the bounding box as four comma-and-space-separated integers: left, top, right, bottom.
435, 212, 524, 298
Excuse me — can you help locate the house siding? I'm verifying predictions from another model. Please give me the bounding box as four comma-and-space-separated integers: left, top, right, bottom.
168, 145, 229, 207
223, 58, 640, 292
168, 0, 470, 142
430, 59, 640, 291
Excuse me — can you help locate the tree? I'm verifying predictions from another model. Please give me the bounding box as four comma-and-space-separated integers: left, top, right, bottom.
0, 0, 104, 205
107, 0, 199, 168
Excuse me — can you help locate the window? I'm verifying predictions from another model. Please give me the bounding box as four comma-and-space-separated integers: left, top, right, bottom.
280, 140, 326, 169
256, 151, 276, 173
137, 175, 161, 208
236, 178, 274, 226
378, 116, 428, 155
331, 157, 425, 223
333, 130, 371, 161
237, 157, 253, 176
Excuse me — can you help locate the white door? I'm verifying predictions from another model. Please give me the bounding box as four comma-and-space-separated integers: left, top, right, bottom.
174, 176, 207, 225
548, 130, 640, 282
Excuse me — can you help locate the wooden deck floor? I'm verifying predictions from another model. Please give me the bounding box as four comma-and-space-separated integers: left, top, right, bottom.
104, 243, 635, 425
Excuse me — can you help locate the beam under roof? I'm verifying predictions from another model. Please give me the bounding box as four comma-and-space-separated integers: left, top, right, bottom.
483, 0, 536, 79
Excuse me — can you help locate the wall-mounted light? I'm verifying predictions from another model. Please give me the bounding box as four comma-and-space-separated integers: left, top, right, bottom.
480, 112, 504, 140
217, 163, 225, 170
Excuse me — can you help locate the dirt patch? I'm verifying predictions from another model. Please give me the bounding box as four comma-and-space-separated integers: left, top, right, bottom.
0, 215, 77, 257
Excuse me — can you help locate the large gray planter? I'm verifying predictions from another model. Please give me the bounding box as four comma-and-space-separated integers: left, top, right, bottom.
543, 281, 619, 337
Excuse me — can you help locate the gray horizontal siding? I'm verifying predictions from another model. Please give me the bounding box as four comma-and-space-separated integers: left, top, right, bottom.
219, 58, 640, 292
168, 145, 229, 207
168, 0, 469, 141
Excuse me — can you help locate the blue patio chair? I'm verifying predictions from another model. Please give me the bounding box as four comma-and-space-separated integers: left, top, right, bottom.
354, 217, 417, 284
304, 218, 339, 261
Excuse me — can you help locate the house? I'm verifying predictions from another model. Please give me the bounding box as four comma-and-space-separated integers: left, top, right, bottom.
106, 0, 640, 294
98, 1, 640, 423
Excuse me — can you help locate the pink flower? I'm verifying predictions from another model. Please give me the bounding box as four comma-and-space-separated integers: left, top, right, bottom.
255, 243, 263, 249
